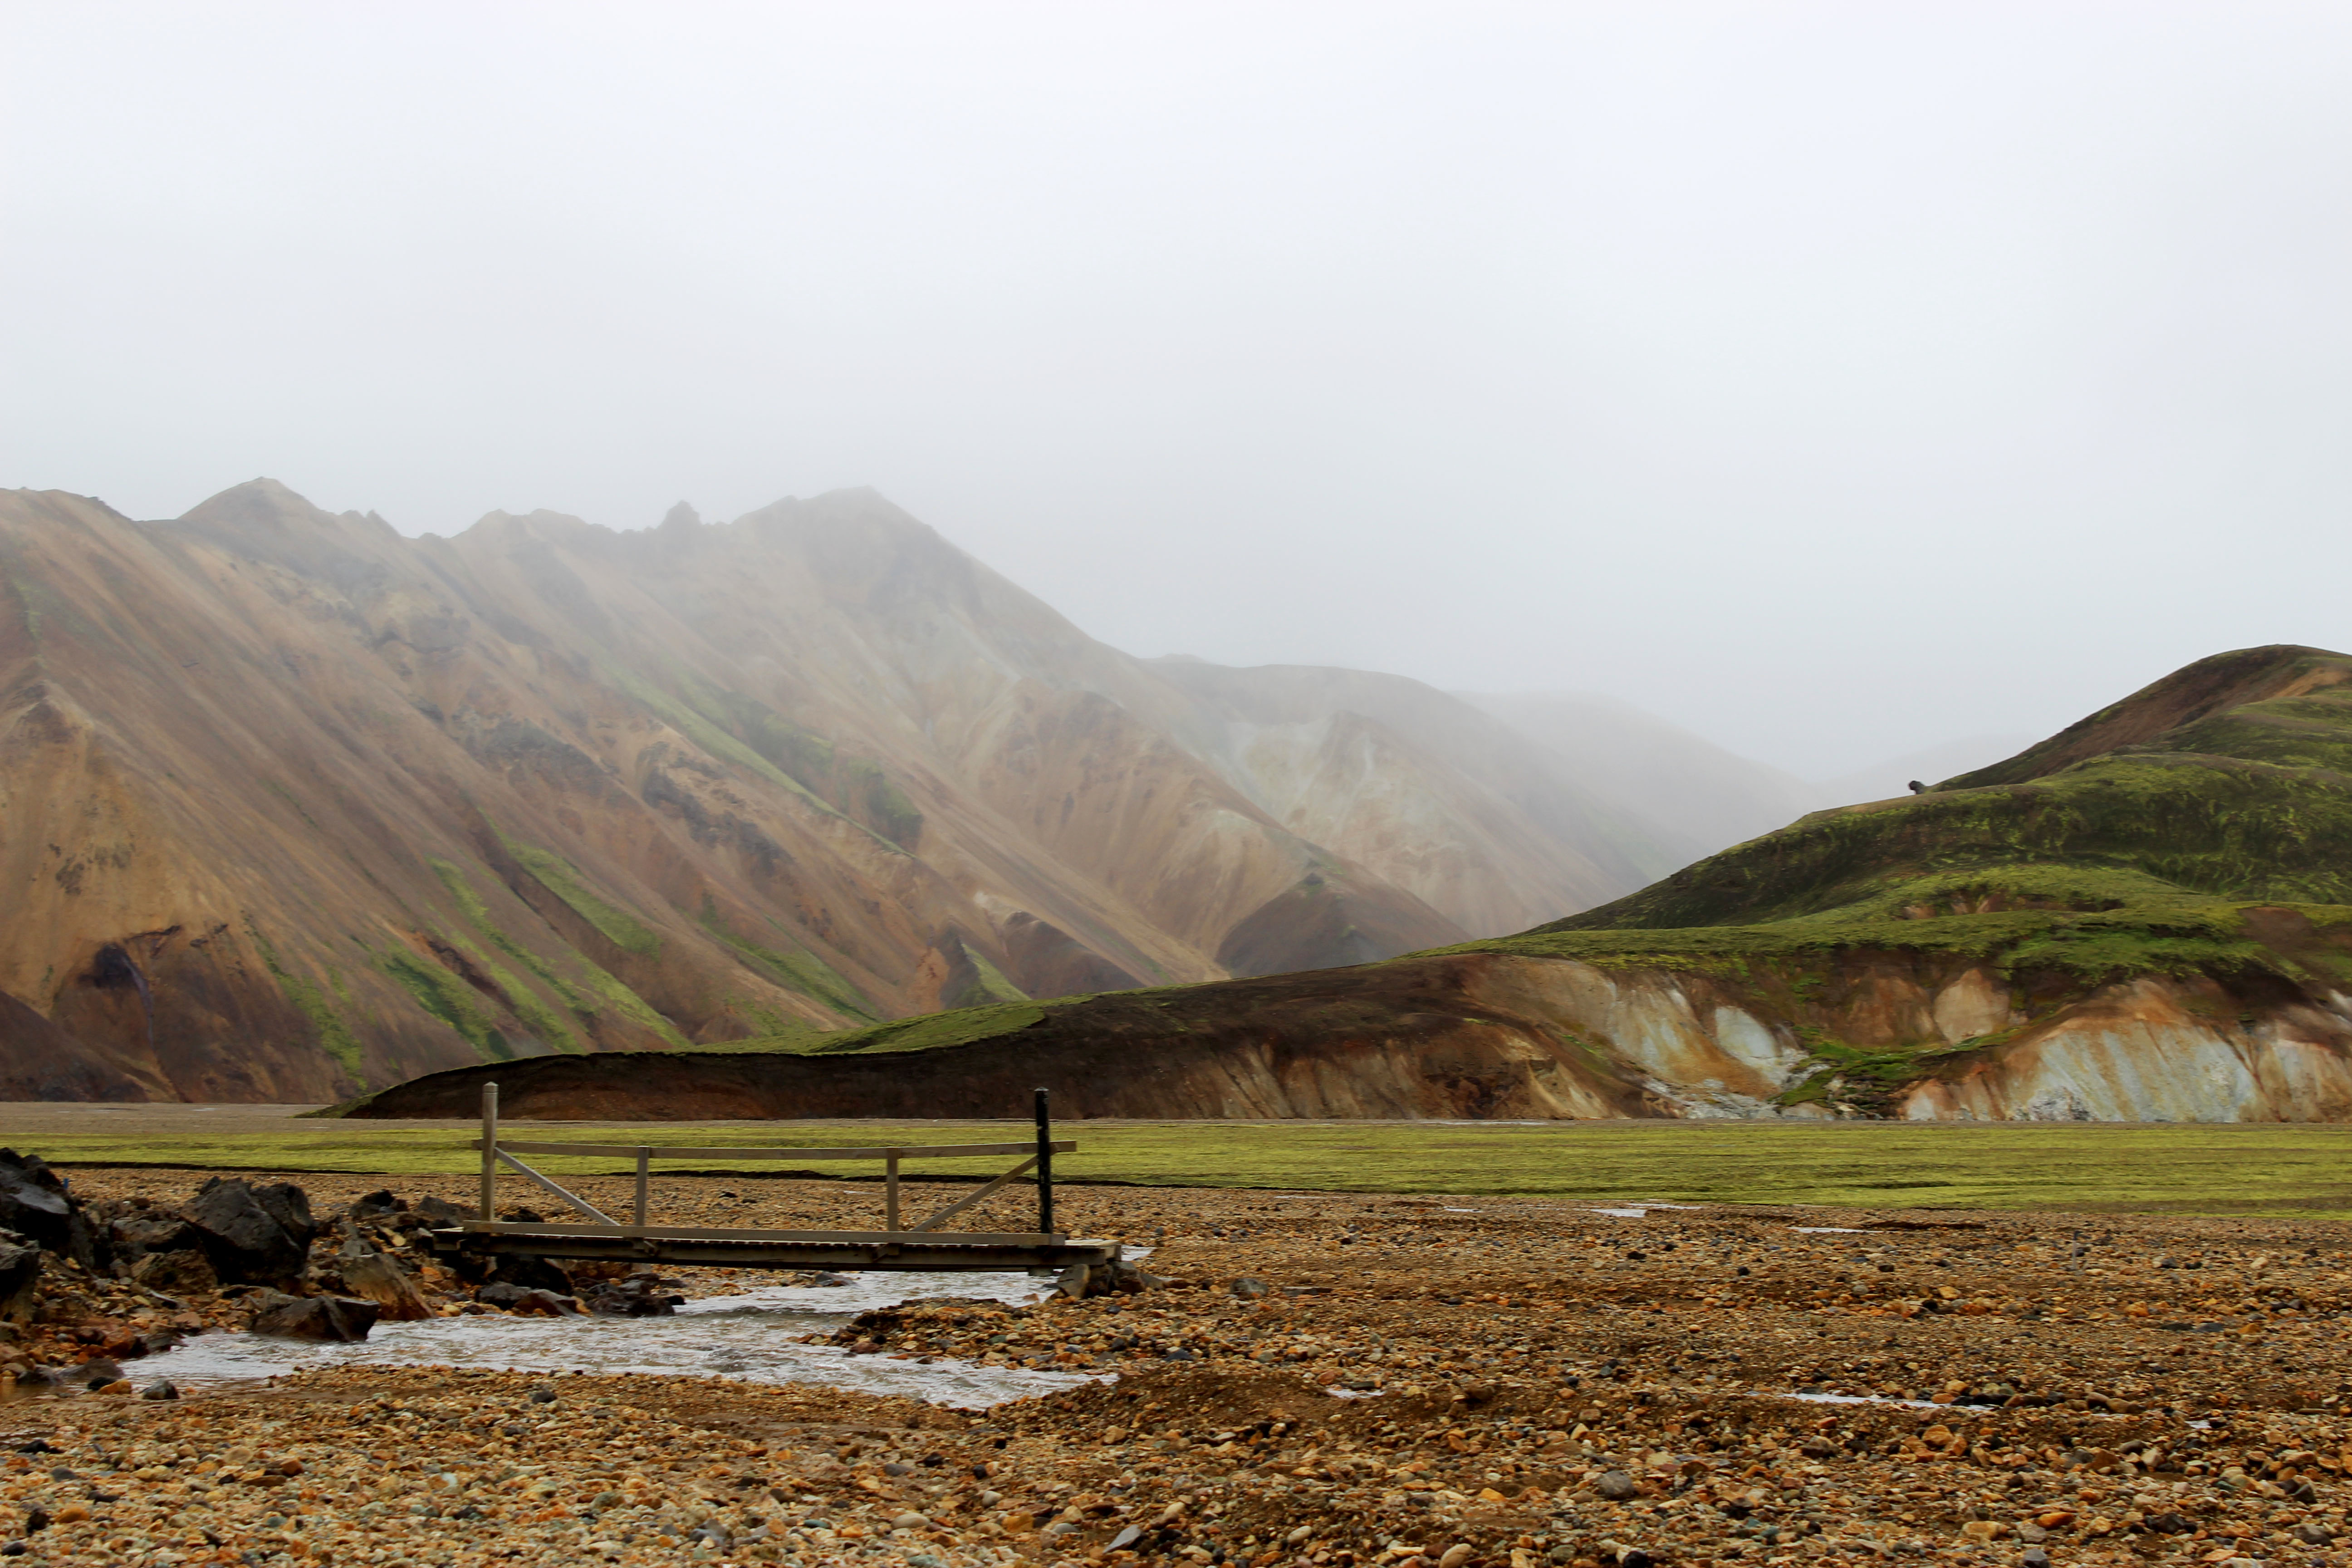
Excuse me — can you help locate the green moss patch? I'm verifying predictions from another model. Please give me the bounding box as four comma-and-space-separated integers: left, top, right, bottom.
803, 1000, 1050, 1055
245, 921, 363, 1078
372, 945, 515, 1063
697, 909, 876, 1022
492, 830, 663, 956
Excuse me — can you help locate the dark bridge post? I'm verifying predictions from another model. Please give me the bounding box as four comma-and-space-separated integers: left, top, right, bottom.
1034, 1087, 1054, 1237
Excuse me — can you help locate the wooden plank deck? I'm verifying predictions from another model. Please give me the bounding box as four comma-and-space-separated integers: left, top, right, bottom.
428, 1225, 1120, 1273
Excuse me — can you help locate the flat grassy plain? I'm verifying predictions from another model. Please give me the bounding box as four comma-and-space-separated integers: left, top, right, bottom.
7, 1105, 2352, 1217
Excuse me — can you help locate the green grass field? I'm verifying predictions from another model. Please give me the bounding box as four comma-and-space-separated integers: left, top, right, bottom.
11, 1117, 2352, 1218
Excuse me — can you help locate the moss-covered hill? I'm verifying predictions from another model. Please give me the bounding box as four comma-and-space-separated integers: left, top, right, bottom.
1529, 642, 2352, 937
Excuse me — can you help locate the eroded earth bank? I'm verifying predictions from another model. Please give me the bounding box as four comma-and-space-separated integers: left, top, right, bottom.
345, 936, 2352, 1126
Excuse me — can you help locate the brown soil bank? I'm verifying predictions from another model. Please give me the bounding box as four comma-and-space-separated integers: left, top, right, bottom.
339, 925, 2352, 1122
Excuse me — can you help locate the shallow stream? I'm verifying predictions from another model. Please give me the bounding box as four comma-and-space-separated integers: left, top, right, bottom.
125, 1269, 1097, 1409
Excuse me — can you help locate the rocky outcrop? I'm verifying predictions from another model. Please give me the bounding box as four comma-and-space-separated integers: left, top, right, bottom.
0, 481, 1685, 1099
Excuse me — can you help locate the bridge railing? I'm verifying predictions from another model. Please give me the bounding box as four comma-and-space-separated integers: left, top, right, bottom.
468, 1082, 1074, 1244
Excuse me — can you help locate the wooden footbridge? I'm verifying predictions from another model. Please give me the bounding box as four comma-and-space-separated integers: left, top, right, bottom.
426, 1085, 1120, 1276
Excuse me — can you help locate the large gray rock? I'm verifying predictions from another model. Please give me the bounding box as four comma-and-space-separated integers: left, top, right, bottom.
0, 1227, 40, 1323
249, 1295, 378, 1342
181, 1178, 314, 1286
0, 1150, 97, 1267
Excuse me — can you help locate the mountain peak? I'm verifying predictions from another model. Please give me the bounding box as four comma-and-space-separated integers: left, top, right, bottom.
177, 477, 328, 530
1945, 643, 2352, 789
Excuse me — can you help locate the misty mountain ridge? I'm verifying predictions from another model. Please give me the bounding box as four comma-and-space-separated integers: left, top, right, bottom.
1, 477, 1816, 1101
1460, 690, 2030, 864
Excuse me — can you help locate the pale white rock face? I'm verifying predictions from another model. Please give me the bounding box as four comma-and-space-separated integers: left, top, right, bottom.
1709, 1005, 1810, 1090
1902, 1019, 2269, 1122
2246, 1033, 2352, 1122
1931, 970, 2012, 1044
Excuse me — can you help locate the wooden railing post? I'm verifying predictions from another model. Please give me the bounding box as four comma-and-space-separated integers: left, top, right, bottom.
1034, 1088, 1054, 1237
885, 1152, 902, 1233
479, 1081, 499, 1222
634, 1146, 650, 1228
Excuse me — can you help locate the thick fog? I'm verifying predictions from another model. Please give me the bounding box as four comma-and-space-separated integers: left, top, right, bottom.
5, 2, 2349, 776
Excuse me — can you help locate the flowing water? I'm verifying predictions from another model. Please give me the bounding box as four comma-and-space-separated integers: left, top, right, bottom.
118, 1270, 1101, 1409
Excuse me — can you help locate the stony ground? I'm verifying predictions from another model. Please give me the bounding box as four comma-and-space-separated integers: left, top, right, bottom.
5, 1168, 2352, 1568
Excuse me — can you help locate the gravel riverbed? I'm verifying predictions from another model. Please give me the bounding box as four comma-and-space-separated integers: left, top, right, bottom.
4, 1168, 2351, 1568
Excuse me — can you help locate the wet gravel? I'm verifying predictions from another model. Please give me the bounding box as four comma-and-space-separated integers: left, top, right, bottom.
4, 1170, 2352, 1567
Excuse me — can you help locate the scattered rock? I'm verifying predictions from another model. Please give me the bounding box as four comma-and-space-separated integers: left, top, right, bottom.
249, 1296, 379, 1342
578, 1277, 681, 1317
347, 1190, 407, 1219
337, 1243, 434, 1321
138, 1379, 178, 1400
475, 1283, 583, 1314
130, 1248, 217, 1297
1595, 1470, 1639, 1501
104, 1210, 197, 1263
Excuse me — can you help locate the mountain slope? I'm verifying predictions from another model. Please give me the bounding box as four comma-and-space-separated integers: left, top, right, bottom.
349, 645, 2352, 1124
0, 480, 1679, 1099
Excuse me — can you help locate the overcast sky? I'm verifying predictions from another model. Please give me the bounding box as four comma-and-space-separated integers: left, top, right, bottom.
6, 3, 2349, 776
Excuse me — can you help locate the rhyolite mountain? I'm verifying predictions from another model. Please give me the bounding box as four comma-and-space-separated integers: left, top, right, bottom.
0, 479, 1714, 1101
348, 644, 2352, 1123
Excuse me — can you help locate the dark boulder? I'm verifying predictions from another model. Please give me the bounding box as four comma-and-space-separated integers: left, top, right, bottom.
414, 1195, 470, 1226
484, 1254, 573, 1295
474, 1283, 581, 1315
0, 1151, 97, 1268
108, 1211, 198, 1262
250, 1182, 316, 1245
347, 1190, 406, 1220
249, 1296, 378, 1342
0, 1229, 39, 1323
181, 1178, 311, 1287
580, 1277, 682, 1317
